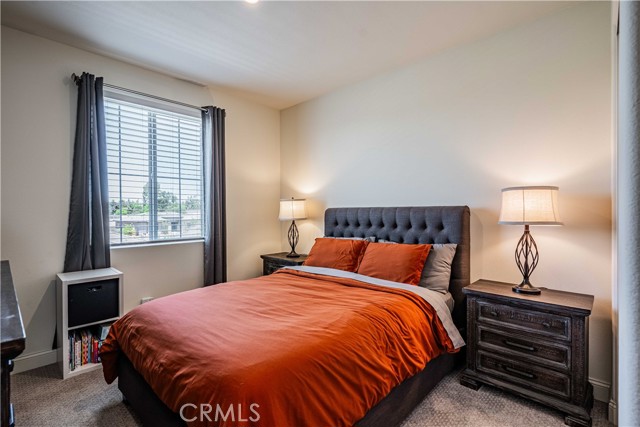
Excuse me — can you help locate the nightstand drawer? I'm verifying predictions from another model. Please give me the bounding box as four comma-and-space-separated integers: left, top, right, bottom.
478, 326, 570, 370
263, 260, 283, 275
477, 300, 570, 340
477, 351, 570, 400
261, 253, 308, 276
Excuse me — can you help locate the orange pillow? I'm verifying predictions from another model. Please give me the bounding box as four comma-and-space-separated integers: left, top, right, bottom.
357, 242, 432, 286
303, 238, 369, 272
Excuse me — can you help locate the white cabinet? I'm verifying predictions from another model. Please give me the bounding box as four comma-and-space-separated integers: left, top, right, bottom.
56, 268, 123, 379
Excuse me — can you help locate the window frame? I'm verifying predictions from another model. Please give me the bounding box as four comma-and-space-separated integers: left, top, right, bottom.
104, 90, 205, 247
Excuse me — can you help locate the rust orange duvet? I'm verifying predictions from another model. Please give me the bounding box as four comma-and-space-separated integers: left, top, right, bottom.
101, 268, 461, 427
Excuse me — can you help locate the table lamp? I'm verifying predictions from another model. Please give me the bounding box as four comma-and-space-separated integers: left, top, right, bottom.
279, 198, 307, 258
499, 186, 562, 294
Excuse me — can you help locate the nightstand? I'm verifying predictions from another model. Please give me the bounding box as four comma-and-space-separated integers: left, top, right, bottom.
260, 252, 308, 275
460, 279, 594, 427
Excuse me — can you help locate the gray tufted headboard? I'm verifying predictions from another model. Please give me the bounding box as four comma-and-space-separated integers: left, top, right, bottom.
324, 206, 470, 329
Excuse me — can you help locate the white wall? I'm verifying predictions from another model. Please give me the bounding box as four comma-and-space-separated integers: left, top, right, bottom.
281, 3, 613, 399
1, 27, 281, 366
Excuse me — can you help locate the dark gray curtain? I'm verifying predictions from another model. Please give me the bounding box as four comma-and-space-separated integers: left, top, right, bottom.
203, 106, 227, 285
63, 73, 110, 272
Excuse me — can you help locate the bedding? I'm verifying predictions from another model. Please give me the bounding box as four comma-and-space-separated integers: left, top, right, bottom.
289, 266, 461, 333
442, 291, 455, 312
101, 267, 462, 427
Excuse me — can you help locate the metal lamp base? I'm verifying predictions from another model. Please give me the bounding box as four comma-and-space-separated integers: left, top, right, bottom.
513, 224, 542, 295
512, 283, 541, 295
286, 220, 300, 258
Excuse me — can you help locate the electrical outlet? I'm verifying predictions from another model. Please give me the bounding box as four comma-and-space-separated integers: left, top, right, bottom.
140, 297, 154, 304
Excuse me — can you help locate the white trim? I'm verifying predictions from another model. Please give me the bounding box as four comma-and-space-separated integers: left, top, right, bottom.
609, 399, 618, 425
12, 350, 57, 374
104, 88, 201, 118
110, 238, 204, 251
590, 377, 611, 403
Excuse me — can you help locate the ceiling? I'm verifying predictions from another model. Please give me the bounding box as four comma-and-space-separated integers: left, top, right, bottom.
1, 1, 572, 109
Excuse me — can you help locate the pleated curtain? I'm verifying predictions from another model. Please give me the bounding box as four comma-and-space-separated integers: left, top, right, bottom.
202, 106, 227, 285
63, 72, 110, 272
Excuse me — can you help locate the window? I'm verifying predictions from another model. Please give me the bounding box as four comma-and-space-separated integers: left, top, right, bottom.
105, 94, 203, 245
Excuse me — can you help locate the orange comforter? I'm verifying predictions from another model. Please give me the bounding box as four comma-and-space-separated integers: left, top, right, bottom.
101, 269, 457, 427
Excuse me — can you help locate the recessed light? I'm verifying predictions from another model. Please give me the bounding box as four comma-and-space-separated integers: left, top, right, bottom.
246, 0, 259, 4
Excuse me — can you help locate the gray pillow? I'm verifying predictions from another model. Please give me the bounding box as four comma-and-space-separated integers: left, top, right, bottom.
377, 240, 457, 293
419, 244, 457, 293
325, 236, 376, 242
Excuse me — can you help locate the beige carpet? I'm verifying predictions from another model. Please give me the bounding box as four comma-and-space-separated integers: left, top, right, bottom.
13, 364, 611, 427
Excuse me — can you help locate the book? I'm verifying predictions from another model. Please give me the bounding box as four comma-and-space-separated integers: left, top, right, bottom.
68, 327, 108, 372
69, 333, 75, 371
81, 330, 89, 365
91, 337, 99, 364
97, 339, 104, 363
74, 331, 81, 368
92, 323, 112, 341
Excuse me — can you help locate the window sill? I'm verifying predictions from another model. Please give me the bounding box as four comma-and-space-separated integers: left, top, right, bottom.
110, 238, 204, 250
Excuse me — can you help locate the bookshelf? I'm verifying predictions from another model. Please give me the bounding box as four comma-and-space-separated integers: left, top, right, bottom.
56, 267, 123, 379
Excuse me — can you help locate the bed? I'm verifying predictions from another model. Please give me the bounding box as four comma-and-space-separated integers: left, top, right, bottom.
103, 206, 470, 427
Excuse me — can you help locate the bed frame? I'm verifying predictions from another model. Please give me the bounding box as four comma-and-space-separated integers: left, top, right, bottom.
117, 206, 471, 427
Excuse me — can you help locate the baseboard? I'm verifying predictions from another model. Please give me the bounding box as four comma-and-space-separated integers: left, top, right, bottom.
12, 349, 57, 374
608, 399, 618, 425
589, 377, 611, 403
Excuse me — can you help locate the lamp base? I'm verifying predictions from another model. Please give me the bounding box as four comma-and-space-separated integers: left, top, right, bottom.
512, 283, 541, 295
513, 224, 541, 295
286, 220, 300, 258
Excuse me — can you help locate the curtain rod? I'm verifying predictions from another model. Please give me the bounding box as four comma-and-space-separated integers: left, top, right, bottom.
71, 73, 208, 113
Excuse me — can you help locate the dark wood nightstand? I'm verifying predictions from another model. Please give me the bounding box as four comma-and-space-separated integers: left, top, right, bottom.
460, 279, 594, 427
260, 252, 308, 275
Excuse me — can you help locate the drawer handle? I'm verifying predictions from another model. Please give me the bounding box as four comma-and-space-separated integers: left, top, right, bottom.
542, 322, 551, 328
499, 364, 536, 379
503, 340, 536, 352
87, 286, 102, 292
489, 310, 499, 317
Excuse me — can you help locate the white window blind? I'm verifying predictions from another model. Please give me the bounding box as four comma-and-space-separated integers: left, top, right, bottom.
105, 96, 203, 245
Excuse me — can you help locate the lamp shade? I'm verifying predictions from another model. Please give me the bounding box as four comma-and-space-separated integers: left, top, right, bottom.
279, 198, 307, 221
498, 186, 562, 225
